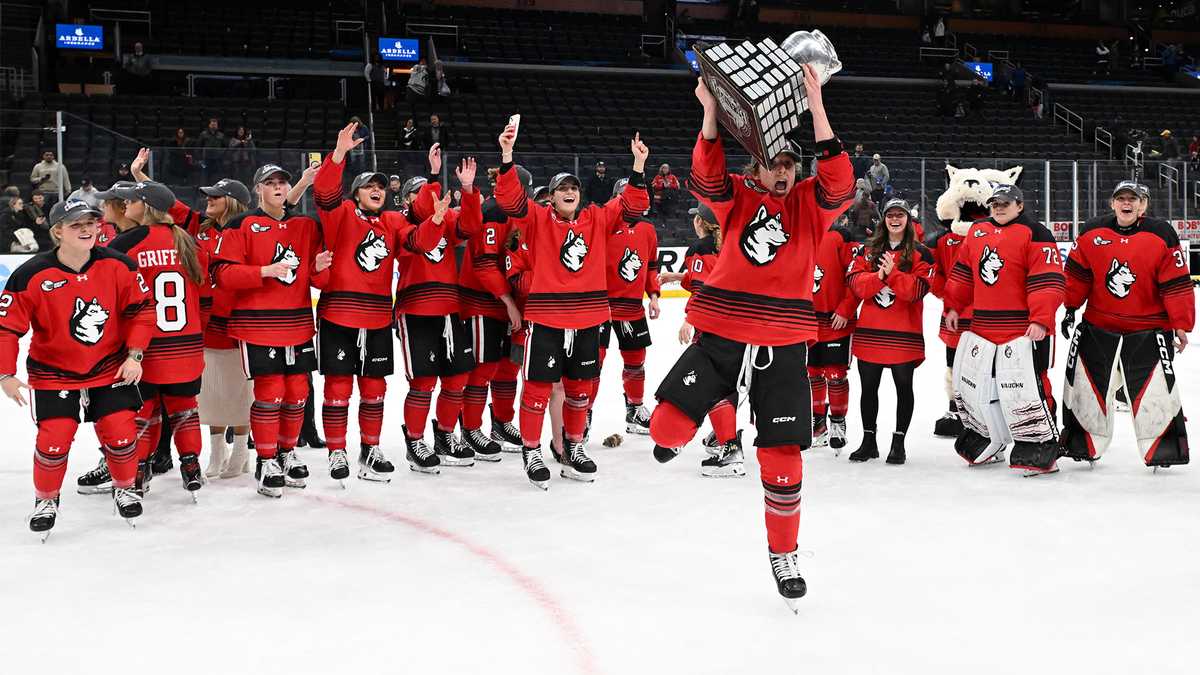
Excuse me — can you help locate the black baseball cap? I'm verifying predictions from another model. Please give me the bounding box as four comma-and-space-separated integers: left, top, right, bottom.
94, 180, 138, 201
987, 184, 1023, 205
129, 181, 178, 212
401, 176, 428, 196
351, 171, 388, 193
688, 203, 718, 224
549, 172, 580, 192
199, 178, 251, 205
253, 163, 292, 185
48, 198, 101, 226
1111, 180, 1140, 199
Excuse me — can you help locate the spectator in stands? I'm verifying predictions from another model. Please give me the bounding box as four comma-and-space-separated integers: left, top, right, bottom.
435, 62, 451, 97
0, 195, 25, 252
868, 154, 890, 202
112, 162, 131, 186
651, 163, 681, 217
585, 161, 613, 206
1189, 136, 1200, 170
121, 42, 154, 94
1094, 41, 1112, 75
228, 126, 256, 183
400, 118, 419, 151
851, 178, 877, 235
422, 114, 449, 151
69, 178, 102, 209
1159, 129, 1181, 159
406, 58, 430, 110
1009, 62, 1027, 102
851, 143, 871, 179
21, 192, 49, 250
30, 150, 71, 204
197, 118, 227, 184
384, 175, 405, 211
366, 55, 390, 111
0, 185, 20, 216
163, 127, 195, 185
933, 17, 946, 48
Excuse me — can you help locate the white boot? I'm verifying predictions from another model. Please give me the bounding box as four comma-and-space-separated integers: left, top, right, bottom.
205, 432, 229, 479
221, 433, 250, 479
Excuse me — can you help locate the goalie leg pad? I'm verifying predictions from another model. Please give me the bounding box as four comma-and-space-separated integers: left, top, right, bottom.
1121, 330, 1189, 467
951, 332, 1008, 463
1060, 321, 1122, 462
995, 337, 1059, 471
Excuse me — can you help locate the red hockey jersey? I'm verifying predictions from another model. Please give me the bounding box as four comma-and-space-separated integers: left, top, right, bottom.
109, 224, 206, 384
680, 236, 718, 295
494, 162, 650, 330
927, 225, 972, 348
395, 183, 482, 318
97, 220, 117, 247
847, 243, 935, 365
1065, 215, 1195, 333
945, 215, 1065, 343
606, 217, 661, 321
210, 208, 322, 347
687, 134, 855, 346
0, 247, 152, 389
813, 225, 862, 342
459, 198, 526, 321
312, 156, 444, 328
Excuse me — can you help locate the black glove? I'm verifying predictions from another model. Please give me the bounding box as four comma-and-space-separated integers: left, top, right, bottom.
1061, 308, 1077, 339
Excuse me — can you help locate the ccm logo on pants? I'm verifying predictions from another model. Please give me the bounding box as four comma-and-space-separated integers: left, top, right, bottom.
772, 416, 797, 423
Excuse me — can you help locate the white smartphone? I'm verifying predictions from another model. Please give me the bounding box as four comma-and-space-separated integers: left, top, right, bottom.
508, 114, 521, 141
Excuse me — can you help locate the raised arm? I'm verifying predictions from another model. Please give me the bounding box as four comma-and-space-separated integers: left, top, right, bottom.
495, 123, 535, 218
130, 147, 152, 182
601, 134, 650, 232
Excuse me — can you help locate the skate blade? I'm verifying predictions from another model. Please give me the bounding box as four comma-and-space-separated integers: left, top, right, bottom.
190, 492, 199, 504
125, 519, 137, 528
437, 455, 476, 467
40, 531, 52, 543
257, 485, 283, 498
499, 445, 522, 453
560, 468, 596, 482
408, 462, 441, 475
1020, 466, 1060, 478
811, 435, 829, 448
700, 464, 747, 478
356, 469, 393, 483
76, 484, 113, 495
969, 451, 1006, 467
283, 477, 307, 489
528, 477, 550, 491
625, 424, 650, 435
782, 597, 801, 614
473, 452, 502, 463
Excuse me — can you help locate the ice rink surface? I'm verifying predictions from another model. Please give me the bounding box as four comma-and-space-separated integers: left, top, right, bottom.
2, 296, 1198, 675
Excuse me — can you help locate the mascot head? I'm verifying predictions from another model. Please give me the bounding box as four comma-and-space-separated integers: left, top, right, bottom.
935, 165, 1023, 236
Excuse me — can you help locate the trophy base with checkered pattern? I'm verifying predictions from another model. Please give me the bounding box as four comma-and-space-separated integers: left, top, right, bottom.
695, 38, 807, 167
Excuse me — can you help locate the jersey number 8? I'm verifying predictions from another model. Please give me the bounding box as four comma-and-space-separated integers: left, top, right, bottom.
154, 271, 188, 332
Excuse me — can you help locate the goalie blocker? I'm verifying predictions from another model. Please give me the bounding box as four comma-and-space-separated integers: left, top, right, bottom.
952, 331, 1059, 472
1061, 321, 1188, 467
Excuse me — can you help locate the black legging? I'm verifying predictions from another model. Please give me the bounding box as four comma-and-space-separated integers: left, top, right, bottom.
857, 360, 918, 435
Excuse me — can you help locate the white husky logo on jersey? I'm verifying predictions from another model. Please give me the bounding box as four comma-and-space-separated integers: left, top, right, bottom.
355, 230, 390, 272
617, 247, 642, 282
69, 297, 109, 345
812, 265, 824, 294
683, 370, 697, 386
1105, 259, 1137, 298
271, 242, 300, 285
740, 205, 788, 265
560, 230, 588, 272
873, 285, 896, 308
40, 279, 67, 292
1092, 234, 1112, 246
424, 236, 449, 264
979, 245, 1004, 286
336, 349, 346, 361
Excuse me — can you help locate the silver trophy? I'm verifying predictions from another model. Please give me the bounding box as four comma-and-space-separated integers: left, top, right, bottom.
695, 30, 841, 166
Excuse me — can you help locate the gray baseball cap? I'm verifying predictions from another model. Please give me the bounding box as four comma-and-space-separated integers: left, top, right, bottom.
253, 163, 292, 185
611, 177, 629, 199
881, 197, 911, 215
199, 178, 251, 205
987, 184, 1023, 205
688, 203, 718, 224
94, 180, 138, 201
548, 172, 581, 192
400, 176, 428, 196
351, 171, 388, 193
48, 198, 102, 226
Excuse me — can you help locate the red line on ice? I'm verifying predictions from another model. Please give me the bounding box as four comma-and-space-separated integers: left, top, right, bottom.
305, 493, 599, 675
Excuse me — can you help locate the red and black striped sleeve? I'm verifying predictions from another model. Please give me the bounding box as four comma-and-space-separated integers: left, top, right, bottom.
1023, 223, 1066, 331
1157, 237, 1195, 332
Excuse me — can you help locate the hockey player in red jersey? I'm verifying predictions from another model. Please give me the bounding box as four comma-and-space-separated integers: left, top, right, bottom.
312, 123, 446, 483
108, 181, 207, 499
211, 163, 327, 498
1060, 180, 1194, 468
654, 203, 742, 474
595, 176, 661, 436
396, 150, 485, 471
926, 215, 971, 438
649, 66, 855, 609
809, 216, 862, 453
845, 199, 934, 465
944, 184, 1065, 475
495, 122, 650, 489
0, 198, 153, 536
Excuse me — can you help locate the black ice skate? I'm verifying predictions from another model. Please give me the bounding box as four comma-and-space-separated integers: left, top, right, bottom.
700, 431, 745, 477
885, 433, 906, 465
403, 425, 440, 474
276, 449, 308, 488
561, 438, 597, 482
811, 414, 829, 448
522, 445, 552, 490
625, 396, 651, 435
1011, 441, 1060, 478
76, 457, 112, 495
768, 548, 808, 613
653, 444, 682, 463
433, 422, 474, 467
358, 443, 396, 482
702, 429, 721, 456
28, 497, 59, 542
829, 416, 847, 453
933, 401, 964, 438
179, 453, 203, 502
134, 459, 152, 496
490, 406, 522, 452
462, 425, 502, 462
112, 486, 143, 525
849, 431, 879, 463
328, 449, 350, 486
151, 446, 173, 475
255, 457, 285, 498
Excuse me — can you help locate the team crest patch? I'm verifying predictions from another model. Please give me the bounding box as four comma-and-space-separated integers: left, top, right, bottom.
978, 245, 1004, 286
40, 279, 67, 293
812, 265, 824, 294
560, 230, 588, 272
1092, 235, 1112, 246
740, 205, 788, 266
742, 178, 768, 194
251, 223, 272, 233
69, 297, 109, 345
271, 243, 300, 285
1105, 259, 1136, 299
356, 230, 390, 272
873, 285, 895, 309
617, 247, 642, 282
424, 237, 449, 264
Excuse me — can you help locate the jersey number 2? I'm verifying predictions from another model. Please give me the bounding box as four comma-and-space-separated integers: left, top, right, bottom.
154, 271, 188, 332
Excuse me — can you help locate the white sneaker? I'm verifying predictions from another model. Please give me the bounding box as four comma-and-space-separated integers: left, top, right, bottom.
205, 433, 229, 479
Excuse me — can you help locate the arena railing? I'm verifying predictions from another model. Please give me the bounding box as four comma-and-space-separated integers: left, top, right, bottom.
1053, 102, 1085, 143
1094, 126, 1113, 160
